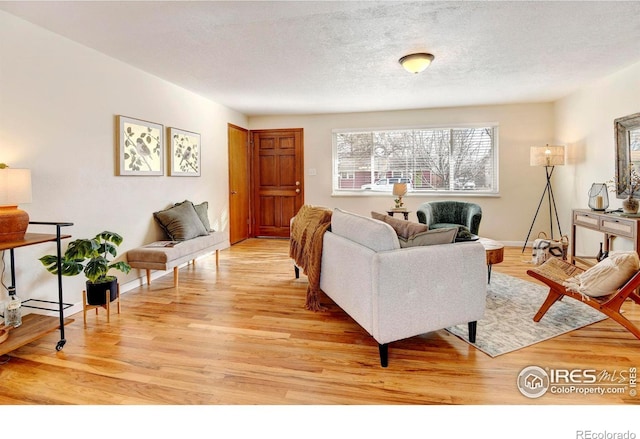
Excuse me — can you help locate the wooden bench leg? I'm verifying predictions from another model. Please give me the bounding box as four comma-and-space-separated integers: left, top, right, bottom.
146, 269, 151, 286
173, 266, 179, 287
216, 249, 219, 267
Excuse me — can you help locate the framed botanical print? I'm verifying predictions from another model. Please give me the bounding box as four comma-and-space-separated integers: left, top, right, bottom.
116, 115, 164, 176
168, 127, 201, 176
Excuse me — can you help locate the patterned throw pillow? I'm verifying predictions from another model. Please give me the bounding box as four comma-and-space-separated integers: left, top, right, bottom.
397, 227, 458, 248
563, 251, 640, 297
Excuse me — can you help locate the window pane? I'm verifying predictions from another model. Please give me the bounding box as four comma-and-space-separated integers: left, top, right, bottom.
333, 126, 498, 194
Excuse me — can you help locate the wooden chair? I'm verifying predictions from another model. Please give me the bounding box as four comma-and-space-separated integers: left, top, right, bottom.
527, 257, 640, 339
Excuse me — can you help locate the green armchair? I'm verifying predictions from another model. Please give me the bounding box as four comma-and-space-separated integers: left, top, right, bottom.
416, 201, 482, 239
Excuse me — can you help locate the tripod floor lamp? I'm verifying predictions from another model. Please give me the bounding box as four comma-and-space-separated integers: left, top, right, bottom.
522, 145, 565, 252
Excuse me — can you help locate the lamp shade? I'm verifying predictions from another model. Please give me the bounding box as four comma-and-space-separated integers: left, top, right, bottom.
393, 183, 408, 197
0, 168, 32, 242
399, 53, 434, 74
0, 168, 32, 206
530, 145, 565, 167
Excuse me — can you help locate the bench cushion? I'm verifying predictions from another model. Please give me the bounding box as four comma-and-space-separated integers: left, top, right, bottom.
127, 232, 226, 270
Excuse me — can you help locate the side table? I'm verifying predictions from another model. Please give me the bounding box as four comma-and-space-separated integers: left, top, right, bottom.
387, 210, 411, 220
479, 237, 505, 283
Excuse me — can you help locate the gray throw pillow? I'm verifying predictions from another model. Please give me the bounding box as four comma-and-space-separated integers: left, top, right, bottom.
154, 201, 209, 240
174, 200, 213, 232
398, 227, 458, 248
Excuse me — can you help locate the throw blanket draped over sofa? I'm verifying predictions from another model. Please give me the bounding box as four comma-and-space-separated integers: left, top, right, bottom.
289, 205, 332, 311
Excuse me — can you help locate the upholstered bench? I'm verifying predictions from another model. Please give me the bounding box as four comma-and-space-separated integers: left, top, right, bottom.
128, 200, 229, 287
127, 231, 227, 287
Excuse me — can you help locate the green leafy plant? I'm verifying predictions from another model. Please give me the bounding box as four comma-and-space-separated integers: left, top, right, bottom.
40, 231, 131, 284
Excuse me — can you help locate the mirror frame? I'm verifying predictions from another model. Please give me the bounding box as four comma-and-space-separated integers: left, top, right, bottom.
615, 112, 640, 198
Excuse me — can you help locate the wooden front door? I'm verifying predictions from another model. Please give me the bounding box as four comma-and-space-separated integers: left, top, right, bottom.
228, 124, 250, 244
252, 128, 304, 238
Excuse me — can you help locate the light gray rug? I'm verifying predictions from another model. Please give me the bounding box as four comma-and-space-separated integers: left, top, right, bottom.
446, 271, 608, 357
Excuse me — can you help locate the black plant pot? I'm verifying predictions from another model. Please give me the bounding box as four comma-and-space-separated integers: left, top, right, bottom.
86, 278, 118, 305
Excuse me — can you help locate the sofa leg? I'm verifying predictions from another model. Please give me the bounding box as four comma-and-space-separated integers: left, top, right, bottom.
294, 265, 300, 279
468, 321, 477, 343
378, 344, 389, 367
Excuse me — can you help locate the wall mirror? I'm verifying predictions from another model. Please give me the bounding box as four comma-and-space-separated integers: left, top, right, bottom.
614, 112, 640, 197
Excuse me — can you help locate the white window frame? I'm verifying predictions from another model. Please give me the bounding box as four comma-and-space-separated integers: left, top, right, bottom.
332, 124, 499, 196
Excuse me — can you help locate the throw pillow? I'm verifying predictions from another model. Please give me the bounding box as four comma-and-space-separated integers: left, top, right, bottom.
397, 227, 458, 248
154, 201, 209, 241
371, 211, 428, 239
175, 200, 213, 232
563, 251, 640, 297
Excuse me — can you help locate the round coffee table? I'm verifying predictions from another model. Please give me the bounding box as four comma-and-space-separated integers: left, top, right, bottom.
479, 237, 504, 283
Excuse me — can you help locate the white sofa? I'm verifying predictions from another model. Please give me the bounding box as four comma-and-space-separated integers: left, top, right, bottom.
319, 208, 487, 366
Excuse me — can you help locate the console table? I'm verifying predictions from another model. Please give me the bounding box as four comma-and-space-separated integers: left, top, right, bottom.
571, 209, 640, 266
0, 222, 73, 355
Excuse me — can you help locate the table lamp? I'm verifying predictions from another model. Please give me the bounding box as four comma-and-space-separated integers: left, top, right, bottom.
0, 165, 32, 242
392, 183, 407, 209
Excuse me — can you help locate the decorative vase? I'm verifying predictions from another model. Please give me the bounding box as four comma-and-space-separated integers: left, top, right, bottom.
623, 196, 639, 214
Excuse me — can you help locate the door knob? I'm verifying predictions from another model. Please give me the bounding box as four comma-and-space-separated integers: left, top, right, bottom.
296, 189, 300, 193
296, 181, 300, 186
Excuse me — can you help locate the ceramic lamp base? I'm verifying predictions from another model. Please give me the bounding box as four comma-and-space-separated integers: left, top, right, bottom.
0, 205, 29, 242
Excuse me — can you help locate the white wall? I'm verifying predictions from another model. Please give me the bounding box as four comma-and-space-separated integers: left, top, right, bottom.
554, 60, 640, 256
250, 103, 555, 244
0, 12, 247, 313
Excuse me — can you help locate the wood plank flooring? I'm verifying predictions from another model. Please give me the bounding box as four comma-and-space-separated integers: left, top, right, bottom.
1, 238, 639, 407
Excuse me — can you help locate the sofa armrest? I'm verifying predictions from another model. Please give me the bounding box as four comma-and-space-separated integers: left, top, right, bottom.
371, 242, 487, 344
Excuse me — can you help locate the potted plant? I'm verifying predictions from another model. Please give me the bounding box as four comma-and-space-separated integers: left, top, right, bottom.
40, 231, 131, 305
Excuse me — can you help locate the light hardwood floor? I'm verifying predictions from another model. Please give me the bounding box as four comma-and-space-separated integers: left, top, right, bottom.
1, 238, 639, 406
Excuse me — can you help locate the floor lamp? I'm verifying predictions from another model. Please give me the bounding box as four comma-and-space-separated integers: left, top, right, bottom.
522, 145, 565, 253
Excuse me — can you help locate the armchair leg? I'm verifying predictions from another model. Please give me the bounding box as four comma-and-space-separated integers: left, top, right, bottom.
468, 321, 477, 343
378, 343, 389, 367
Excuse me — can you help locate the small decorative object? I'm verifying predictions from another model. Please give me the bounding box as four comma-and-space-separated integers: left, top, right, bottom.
168, 127, 201, 176
116, 115, 164, 176
588, 183, 609, 211
392, 183, 407, 209
4, 286, 22, 328
608, 164, 640, 214
623, 196, 640, 214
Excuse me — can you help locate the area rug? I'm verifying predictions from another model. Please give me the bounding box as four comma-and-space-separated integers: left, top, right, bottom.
445, 271, 608, 357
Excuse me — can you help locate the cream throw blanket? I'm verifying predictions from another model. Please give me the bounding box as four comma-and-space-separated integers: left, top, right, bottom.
289, 205, 332, 311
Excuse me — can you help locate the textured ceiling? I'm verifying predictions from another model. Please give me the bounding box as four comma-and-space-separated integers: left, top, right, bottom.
2, 1, 640, 116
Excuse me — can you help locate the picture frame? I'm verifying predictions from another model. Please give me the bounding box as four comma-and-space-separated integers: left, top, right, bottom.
116, 115, 164, 176
168, 127, 201, 176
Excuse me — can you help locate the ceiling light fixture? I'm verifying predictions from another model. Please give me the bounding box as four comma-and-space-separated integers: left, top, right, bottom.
399, 52, 435, 74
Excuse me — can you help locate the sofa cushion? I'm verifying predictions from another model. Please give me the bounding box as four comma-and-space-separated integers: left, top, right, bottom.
331, 208, 400, 252
153, 201, 209, 241
563, 250, 640, 297
398, 227, 458, 248
371, 211, 428, 239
